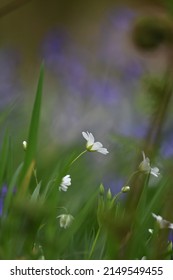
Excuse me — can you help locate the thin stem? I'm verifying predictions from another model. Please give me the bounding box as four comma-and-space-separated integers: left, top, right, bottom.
112, 191, 122, 202
88, 227, 101, 259
125, 170, 140, 186
69, 150, 87, 166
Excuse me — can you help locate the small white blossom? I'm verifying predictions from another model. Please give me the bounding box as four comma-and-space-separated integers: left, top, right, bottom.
150, 167, 160, 177
59, 175, 71, 192
139, 151, 160, 177
82, 131, 109, 155
152, 213, 173, 229
57, 214, 74, 229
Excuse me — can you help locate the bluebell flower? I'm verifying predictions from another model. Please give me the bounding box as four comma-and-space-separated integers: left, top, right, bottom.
0, 48, 20, 109
109, 6, 136, 31
0, 185, 8, 216
161, 130, 173, 158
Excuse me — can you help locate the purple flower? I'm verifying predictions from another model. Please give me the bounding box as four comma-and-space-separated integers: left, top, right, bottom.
0, 48, 21, 108
0, 185, 8, 216
109, 6, 136, 31
103, 177, 125, 195
161, 131, 173, 158
0, 185, 16, 217
121, 60, 144, 82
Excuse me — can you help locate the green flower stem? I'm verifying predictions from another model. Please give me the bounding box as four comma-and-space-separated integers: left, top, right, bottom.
52, 150, 87, 186
88, 227, 101, 259
125, 170, 140, 186
112, 191, 122, 202
69, 150, 87, 166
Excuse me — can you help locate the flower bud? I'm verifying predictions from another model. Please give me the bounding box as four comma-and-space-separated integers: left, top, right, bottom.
99, 184, 105, 195
106, 188, 112, 200
148, 228, 153, 235
22, 141, 27, 151
121, 186, 130, 193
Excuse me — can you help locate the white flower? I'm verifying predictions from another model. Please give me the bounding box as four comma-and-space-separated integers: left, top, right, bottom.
59, 175, 71, 192
57, 214, 74, 229
139, 151, 160, 177
150, 167, 160, 177
152, 213, 173, 229
82, 131, 109, 155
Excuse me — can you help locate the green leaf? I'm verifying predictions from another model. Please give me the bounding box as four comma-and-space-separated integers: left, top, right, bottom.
19, 64, 44, 190
142, 178, 170, 224
0, 130, 10, 186
30, 181, 42, 203
2, 163, 23, 217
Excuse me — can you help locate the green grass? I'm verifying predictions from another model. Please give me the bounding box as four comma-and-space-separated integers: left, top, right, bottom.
0, 66, 173, 260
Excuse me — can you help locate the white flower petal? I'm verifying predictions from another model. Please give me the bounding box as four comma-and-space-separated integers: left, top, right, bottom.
139, 152, 160, 177
63, 175, 71, 181
150, 167, 160, 177
57, 214, 74, 229
59, 185, 68, 192
168, 223, 173, 230
91, 142, 103, 151
97, 147, 109, 154
82, 131, 89, 140
59, 175, 71, 192
82, 131, 94, 144
152, 213, 173, 229
152, 213, 162, 222
87, 133, 95, 147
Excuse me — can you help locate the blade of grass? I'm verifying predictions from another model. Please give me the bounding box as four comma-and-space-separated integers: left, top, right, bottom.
19, 64, 44, 192
30, 181, 42, 203
0, 130, 10, 186
2, 162, 23, 218
142, 178, 170, 224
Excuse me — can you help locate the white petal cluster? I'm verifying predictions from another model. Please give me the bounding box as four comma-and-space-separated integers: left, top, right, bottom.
59, 175, 71, 192
139, 152, 160, 177
57, 214, 74, 229
82, 131, 109, 155
152, 213, 173, 229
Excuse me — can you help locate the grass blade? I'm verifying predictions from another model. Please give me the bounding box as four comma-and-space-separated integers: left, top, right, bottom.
19, 64, 44, 191
0, 130, 10, 186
